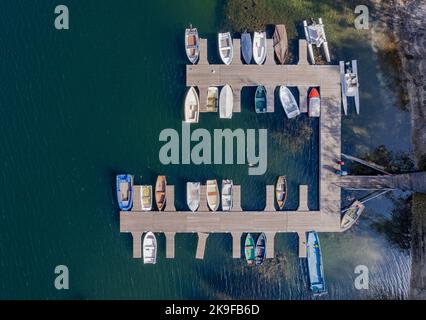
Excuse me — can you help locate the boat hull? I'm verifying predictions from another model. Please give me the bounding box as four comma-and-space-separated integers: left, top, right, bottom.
275, 176, 287, 210
206, 87, 219, 112
307, 231, 326, 294
245, 233, 255, 266
279, 86, 300, 119
273, 25, 288, 64
116, 174, 134, 211
255, 233, 267, 266
253, 32, 266, 65
187, 182, 200, 212
141, 185, 153, 211
341, 200, 365, 231
218, 32, 234, 65
255, 86, 267, 113
308, 88, 321, 117
185, 27, 200, 64
143, 232, 157, 264
241, 32, 252, 64
184, 87, 200, 123
219, 85, 233, 119
221, 180, 233, 211
155, 176, 167, 211
206, 180, 220, 212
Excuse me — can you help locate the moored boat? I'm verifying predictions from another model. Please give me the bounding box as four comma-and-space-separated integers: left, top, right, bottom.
206, 87, 219, 112
245, 233, 255, 266
141, 185, 153, 211
206, 180, 220, 212
116, 174, 134, 211
255, 86, 267, 113
185, 25, 200, 64
221, 180, 233, 211
143, 232, 157, 264
187, 182, 200, 212
306, 231, 327, 295
219, 85, 233, 119
253, 32, 267, 65
273, 24, 288, 64
279, 86, 300, 119
184, 87, 200, 123
275, 176, 287, 210
255, 233, 267, 266
341, 200, 365, 231
155, 176, 167, 211
340, 60, 360, 115
218, 32, 234, 65
241, 32, 252, 64
308, 88, 321, 117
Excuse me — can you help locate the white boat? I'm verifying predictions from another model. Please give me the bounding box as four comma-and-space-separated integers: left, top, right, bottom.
253, 32, 267, 65
141, 185, 153, 211
185, 25, 200, 64
206, 87, 219, 112
279, 86, 301, 119
303, 18, 331, 64
308, 88, 321, 118
221, 180, 233, 211
218, 32, 233, 65
184, 87, 200, 123
219, 85, 233, 119
341, 200, 365, 231
187, 182, 200, 212
143, 232, 157, 264
206, 180, 220, 211
340, 60, 360, 115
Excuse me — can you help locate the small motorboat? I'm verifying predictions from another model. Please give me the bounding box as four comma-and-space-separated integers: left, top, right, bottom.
279, 86, 300, 119
221, 180, 233, 211
245, 233, 255, 266
303, 18, 331, 64
275, 176, 287, 210
241, 31, 252, 64
340, 60, 360, 115
219, 85, 233, 119
308, 88, 321, 118
116, 175, 134, 211
184, 87, 200, 123
206, 180, 220, 211
273, 24, 288, 64
185, 25, 200, 64
341, 200, 365, 231
255, 86, 267, 113
187, 182, 200, 212
307, 231, 327, 295
143, 232, 157, 264
155, 176, 167, 211
206, 87, 219, 112
255, 233, 267, 266
253, 31, 267, 65
141, 185, 153, 211
218, 32, 234, 65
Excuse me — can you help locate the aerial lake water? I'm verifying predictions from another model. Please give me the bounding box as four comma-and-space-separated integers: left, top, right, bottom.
0, 0, 413, 299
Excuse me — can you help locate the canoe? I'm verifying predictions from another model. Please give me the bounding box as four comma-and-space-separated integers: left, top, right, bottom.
279, 86, 300, 119
241, 32, 252, 64
275, 176, 287, 210
245, 233, 255, 266
116, 174, 134, 211
221, 180, 233, 211
143, 232, 157, 264
273, 24, 288, 64
308, 88, 321, 117
341, 200, 365, 231
185, 25, 200, 64
206, 87, 219, 112
255, 86, 267, 113
187, 182, 200, 212
307, 231, 327, 294
155, 176, 167, 211
255, 233, 267, 266
184, 87, 200, 123
219, 85, 233, 119
218, 32, 233, 65
206, 180, 220, 212
253, 32, 267, 65
141, 185, 153, 211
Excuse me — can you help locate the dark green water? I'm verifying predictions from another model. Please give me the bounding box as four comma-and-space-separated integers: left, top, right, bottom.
0, 0, 412, 299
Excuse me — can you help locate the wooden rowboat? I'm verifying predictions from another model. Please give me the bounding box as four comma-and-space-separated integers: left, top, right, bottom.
273, 24, 288, 64
155, 176, 167, 211
275, 176, 287, 210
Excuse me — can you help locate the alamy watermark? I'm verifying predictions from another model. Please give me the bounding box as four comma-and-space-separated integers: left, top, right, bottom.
159, 122, 268, 176
354, 5, 369, 30
54, 265, 69, 290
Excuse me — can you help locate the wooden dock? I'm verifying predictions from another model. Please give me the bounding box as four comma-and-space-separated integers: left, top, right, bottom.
120, 38, 343, 260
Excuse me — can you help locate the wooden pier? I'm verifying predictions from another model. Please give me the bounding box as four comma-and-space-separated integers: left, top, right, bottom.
120, 38, 344, 260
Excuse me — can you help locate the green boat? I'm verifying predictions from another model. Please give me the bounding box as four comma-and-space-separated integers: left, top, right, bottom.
255, 86, 267, 113
245, 233, 255, 266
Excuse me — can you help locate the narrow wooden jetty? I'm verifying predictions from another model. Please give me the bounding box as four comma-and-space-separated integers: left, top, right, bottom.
120, 38, 343, 260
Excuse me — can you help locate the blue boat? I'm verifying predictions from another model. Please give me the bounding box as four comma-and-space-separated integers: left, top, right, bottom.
255, 86, 267, 113
241, 32, 252, 64
306, 231, 327, 295
116, 174, 134, 211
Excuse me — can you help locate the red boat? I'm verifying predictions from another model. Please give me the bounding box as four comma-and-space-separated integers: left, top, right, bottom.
308, 88, 321, 117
